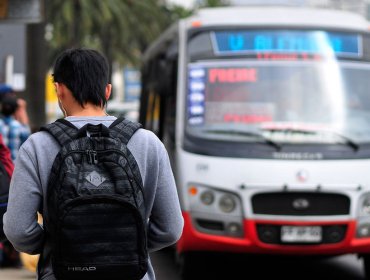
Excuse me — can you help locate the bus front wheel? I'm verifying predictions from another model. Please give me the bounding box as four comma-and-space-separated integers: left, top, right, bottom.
363, 254, 370, 279
176, 252, 203, 280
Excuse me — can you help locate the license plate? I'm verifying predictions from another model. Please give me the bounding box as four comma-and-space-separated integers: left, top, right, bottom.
281, 226, 322, 243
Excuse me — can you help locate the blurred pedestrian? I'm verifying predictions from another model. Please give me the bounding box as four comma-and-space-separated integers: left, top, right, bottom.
0, 133, 14, 268
0, 88, 30, 268
0, 84, 13, 100
0, 94, 31, 161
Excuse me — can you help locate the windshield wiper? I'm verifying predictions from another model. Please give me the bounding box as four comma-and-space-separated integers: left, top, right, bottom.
262, 127, 359, 151
203, 129, 281, 151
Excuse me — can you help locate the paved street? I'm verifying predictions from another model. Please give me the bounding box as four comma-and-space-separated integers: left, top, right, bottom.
0, 249, 367, 280
0, 268, 35, 279
151, 249, 366, 280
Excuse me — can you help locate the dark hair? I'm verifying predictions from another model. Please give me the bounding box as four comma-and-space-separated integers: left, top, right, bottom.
52, 48, 109, 107
1, 94, 18, 117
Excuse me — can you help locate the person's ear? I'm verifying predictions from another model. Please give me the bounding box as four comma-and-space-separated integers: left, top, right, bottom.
105, 84, 112, 101
54, 82, 64, 100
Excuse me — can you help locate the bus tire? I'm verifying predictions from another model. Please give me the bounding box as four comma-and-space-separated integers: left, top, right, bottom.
176, 252, 202, 280
363, 254, 370, 279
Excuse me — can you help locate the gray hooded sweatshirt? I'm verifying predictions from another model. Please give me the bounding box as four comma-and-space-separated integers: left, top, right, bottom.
3, 116, 184, 280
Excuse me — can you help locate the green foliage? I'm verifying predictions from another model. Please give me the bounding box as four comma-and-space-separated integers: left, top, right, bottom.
46, 0, 227, 69
46, 0, 172, 67
198, 0, 228, 7
167, 4, 194, 20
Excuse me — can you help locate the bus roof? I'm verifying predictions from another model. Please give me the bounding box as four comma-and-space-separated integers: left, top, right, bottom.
143, 6, 370, 61
186, 6, 370, 31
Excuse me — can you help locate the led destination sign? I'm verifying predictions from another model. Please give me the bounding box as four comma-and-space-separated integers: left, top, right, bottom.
213, 30, 361, 57
209, 68, 257, 83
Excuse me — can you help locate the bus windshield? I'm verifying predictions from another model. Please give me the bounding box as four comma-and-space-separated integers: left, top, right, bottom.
186, 30, 370, 145
187, 61, 370, 144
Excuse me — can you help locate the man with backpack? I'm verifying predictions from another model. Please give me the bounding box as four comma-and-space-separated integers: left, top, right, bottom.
3, 48, 184, 280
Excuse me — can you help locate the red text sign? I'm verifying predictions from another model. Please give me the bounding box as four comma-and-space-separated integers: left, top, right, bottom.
209, 68, 257, 83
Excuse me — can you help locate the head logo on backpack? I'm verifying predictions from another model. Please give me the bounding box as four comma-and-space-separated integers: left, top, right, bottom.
41, 117, 147, 280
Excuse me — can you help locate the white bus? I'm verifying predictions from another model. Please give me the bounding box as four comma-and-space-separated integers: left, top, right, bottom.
140, 6, 370, 278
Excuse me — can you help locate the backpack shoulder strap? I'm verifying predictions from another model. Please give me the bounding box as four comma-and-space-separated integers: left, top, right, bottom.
40, 119, 79, 146
109, 117, 142, 145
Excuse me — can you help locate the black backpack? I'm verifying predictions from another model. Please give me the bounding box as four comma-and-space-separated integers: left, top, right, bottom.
41, 117, 147, 280
0, 160, 10, 242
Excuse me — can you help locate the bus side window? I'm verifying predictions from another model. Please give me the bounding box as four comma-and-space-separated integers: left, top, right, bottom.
141, 56, 175, 138
157, 57, 178, 142
163, 59, 178, 148
147, 91, 161, 134
140, 38, 178, 144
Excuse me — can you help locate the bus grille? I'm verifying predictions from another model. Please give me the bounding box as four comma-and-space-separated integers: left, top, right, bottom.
252, 192, 350, 216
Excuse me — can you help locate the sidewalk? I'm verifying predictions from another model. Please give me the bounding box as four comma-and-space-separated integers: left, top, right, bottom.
0, 268, 35, 279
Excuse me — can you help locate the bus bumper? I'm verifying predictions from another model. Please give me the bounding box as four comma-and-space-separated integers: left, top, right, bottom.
177, 211, 370, 255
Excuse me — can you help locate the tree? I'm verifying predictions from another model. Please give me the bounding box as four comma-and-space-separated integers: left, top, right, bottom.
46, 0, 171, 69
46, 0, 230, 76
198, 0, 229, 8
166, 4, 194, 20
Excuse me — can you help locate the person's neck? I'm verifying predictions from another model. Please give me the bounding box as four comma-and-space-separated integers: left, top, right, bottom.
67, 104, 107, 117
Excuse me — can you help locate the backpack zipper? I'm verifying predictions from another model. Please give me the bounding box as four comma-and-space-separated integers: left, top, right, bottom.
86, 150, 98, 164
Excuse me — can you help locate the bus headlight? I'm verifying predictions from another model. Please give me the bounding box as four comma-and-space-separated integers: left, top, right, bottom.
358, 194, 370, 217
187, 184, 242, 215
357, 224, 370, 238
362, 198, 370, 216
200, 191, 215, 205
219, 194, 236, 213
187, 184, 243, 238
356, 194, 370, 237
